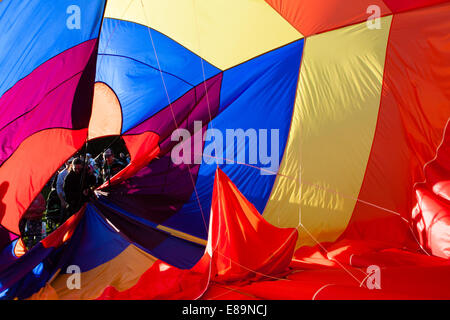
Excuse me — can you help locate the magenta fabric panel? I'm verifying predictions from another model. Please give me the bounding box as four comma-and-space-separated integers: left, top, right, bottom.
0, 40, 97, 165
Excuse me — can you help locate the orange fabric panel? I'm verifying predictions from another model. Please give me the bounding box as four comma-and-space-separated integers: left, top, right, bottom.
0, 128, 88, 234
123, 132, 160, 162
265, 0, 392, 36
88, 82, 122, 140
13, 238, 27, 258
342, 4, 450, 247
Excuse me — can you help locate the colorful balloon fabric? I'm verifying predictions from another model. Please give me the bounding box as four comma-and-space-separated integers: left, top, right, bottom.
1, 0, 450, 300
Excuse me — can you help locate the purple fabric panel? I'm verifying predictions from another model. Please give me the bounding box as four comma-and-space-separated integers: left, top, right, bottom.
104, 73, 223, 224
0, 241, 53, 290
70, 40, 99, 129
0, 39, 96, 129
0, 40, 97, 166
105, 131, 205, 223
91, 200, 204, 269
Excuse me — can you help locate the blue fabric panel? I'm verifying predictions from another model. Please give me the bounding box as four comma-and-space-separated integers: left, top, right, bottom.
93, 197, 205, 269
96, 18, 221, 133
162, 40, 304, 239
0, 0, 105, 97
149, 235, 204, 269
59, 204, 130, 272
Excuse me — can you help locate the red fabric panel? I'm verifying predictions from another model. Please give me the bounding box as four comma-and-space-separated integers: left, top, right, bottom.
200, 284, 261, 300
238, 265, 450, 300
342, 4, 450, 247
124, 132, 160, 162
413, 187, 450, 258
41, 206, 85, 249
9, 207, 84, 259
21, 193, 46, 220
265, 0, 392, 36
311, 283, 407, 300
291, 239, 400, 270
287, 240, 450, 299
229, 279, 409, 300
0, 128, 88, 234
372, 265, 450, 299
382, 0, 450, 13
98, 132, 160, 188
223, 240, 449, 299
293, 240, 448, 268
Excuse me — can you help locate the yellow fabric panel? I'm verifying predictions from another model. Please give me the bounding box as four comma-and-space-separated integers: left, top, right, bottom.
104, 0, 303, 70
157, 225, 207, 246
263, 16, 393, 247
29, 245, 157, 300
88, 82, 122, 140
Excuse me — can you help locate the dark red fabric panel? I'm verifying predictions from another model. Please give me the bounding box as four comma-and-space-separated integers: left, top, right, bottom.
382, 0, 450, 13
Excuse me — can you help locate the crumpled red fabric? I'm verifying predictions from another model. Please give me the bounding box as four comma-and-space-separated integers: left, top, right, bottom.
97, 168, 297, 299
